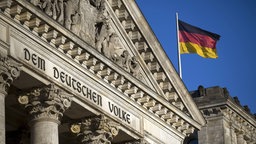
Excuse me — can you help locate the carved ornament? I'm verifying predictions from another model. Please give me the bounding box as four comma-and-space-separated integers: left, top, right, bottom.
0, 0, 198, 136
124, 139, 150, 144
27, 0, 142, 80
18, 83, 73, 122
70, 114, 119, 144
0, 55, 21, 95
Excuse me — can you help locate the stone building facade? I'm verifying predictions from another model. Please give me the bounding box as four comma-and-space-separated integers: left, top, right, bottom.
191, 86, 256, 144
0, 0, 205, 144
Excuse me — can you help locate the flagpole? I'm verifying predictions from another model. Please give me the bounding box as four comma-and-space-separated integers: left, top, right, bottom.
176, 12, 182, 79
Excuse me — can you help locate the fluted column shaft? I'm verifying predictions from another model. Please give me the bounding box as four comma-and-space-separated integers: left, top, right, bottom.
0, 93, 5, 144
30, 120, 59, 144
0, 56, 21, 144
18, 84, 73, 144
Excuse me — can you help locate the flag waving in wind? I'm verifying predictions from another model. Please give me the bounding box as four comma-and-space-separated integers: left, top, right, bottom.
178, 20, 220, 58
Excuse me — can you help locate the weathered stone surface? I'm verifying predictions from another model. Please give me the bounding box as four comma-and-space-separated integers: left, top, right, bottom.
18, 83, 73, 122
0, 55, 21, 95
0, 55, 21, 144
70, 114, 119, 144
0, 0, 208, 143
192, 86, 256, 144
30, 120, 59, 144
18, 83, 73, 144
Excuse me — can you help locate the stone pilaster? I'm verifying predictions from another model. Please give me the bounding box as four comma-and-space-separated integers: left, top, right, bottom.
223, 121, 232, 144
18, 84, 73, 144
230, 127, 238, 144
0, 55, 21, 144
237, 131, 245, 144
70, 114, 119, 144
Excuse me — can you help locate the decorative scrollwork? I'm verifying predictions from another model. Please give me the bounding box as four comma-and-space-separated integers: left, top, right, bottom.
70, 124, 81, 133
18, 95, 29, 105
70, 114, 119, 144
0, 55, 21, 95
18, 83, 73, 122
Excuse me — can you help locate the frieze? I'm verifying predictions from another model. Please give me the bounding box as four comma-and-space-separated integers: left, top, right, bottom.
10, 42, 141, 132
53, 66, 103, 107
220, 107, 256, 142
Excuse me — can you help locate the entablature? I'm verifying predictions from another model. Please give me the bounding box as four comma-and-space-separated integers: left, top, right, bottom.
198, 102, 256, 142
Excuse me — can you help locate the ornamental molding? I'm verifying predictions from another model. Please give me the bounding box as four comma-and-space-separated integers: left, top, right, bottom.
29, 0, 143, 80
0, 54, 21, 95
18, 83, 73, 122
70, 114, 119, 144
0, 0, 203, 136
200, 105, 256, 143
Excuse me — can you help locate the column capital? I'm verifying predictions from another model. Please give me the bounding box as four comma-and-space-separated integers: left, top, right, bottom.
0, 56, 21, 95
18, 83, 73, 123
70, 114, 119, 144
123, 139, 150, 144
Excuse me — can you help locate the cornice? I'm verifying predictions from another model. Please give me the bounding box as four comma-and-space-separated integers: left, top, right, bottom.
198, 101, 256, 142
221, 106, 256, 142
120, 0, 205, 126
226, 98, 256, 127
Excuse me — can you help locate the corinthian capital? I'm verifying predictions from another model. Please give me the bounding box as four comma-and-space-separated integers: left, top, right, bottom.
70, 114, 119, 144
0, 55, 21, 95
124, 139, 150, 144
18, 83, 73, 122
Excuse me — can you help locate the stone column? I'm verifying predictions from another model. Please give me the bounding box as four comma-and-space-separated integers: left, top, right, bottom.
18, 84, 73, 144
0, 56, 21, 144
70, 114, 119, 144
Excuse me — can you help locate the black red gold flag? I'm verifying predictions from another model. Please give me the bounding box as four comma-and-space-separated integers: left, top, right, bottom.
178, 20, 220, 58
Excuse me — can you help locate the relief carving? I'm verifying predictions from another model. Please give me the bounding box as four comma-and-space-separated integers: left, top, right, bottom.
70, 114, 119, 144
95, 15, 112, 53
30, 0, 64, 24
18, 83, 73, 122
0, 55, 21, 95
79, 0, 98, 46
64, 0, 79, 29
28, 0, 142, 79
113, 50, 141, 79
124, 139, 150, 144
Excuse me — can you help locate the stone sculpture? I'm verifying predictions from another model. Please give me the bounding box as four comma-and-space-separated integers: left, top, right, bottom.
28, 0, 142, 79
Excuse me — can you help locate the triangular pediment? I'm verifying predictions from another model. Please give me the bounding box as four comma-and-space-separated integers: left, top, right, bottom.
105, 0, 206, 126
67, 0, 205, 130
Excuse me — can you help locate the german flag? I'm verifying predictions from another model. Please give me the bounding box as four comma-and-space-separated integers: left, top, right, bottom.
178, 20, 220, 58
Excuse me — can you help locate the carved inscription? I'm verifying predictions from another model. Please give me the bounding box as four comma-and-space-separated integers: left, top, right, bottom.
53, 66, 102, 107
108, 101, 131, 124
24, 48, 45, 71
18, 46, 139, 128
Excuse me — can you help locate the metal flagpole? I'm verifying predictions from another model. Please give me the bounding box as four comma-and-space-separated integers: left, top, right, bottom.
176, 12, 182, 78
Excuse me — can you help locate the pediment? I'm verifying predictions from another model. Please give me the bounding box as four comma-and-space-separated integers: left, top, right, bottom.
106, 0, 206, 126
0, 0, 205, 136
27, 0, 157, 91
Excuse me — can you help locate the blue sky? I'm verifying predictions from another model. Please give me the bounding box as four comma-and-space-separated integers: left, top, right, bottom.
136, 0, 256, 114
